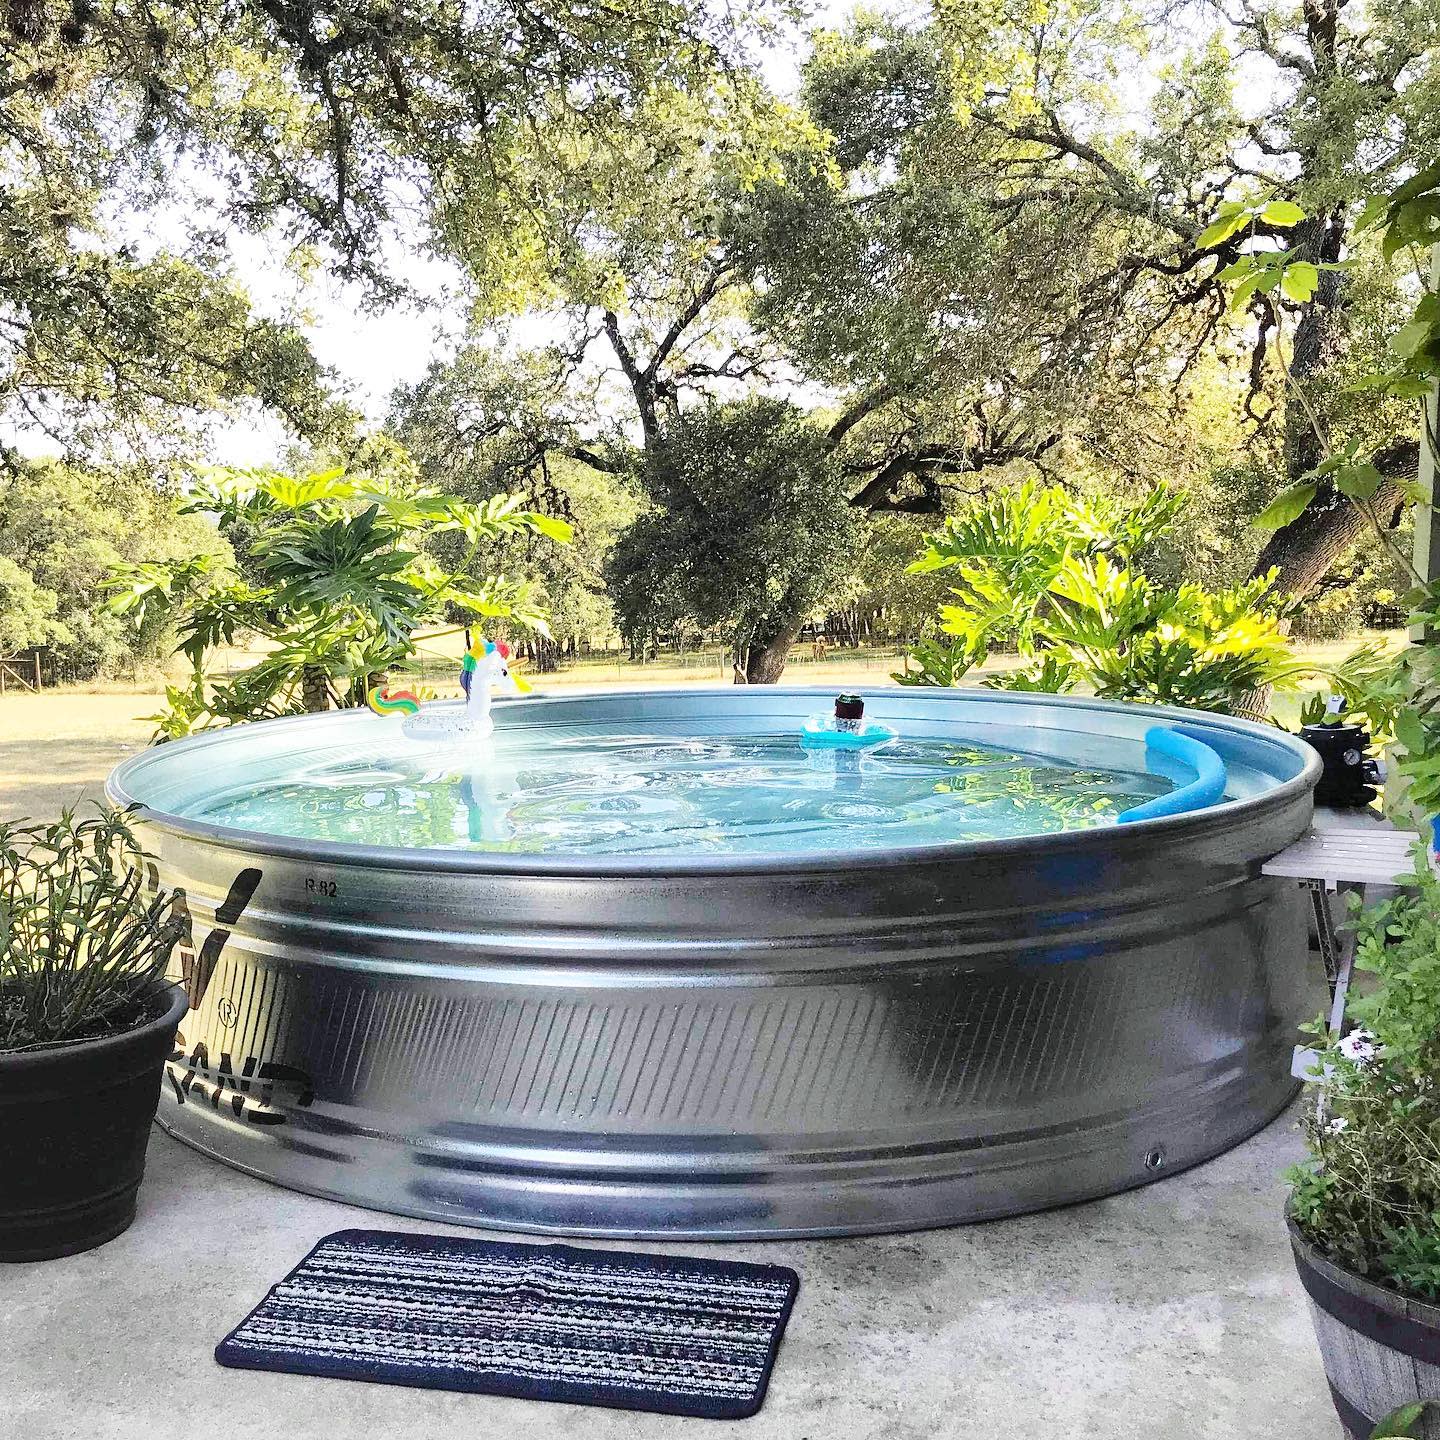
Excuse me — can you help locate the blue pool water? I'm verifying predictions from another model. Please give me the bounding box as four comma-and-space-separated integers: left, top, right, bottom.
183, 731, 1173, 857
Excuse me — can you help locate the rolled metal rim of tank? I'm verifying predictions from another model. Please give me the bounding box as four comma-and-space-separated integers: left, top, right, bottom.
108, 684, 1321, 871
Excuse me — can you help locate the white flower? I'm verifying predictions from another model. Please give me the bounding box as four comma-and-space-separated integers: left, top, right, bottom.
1327, 1117, 1349, 1134
1338, 1029, 1379, 1064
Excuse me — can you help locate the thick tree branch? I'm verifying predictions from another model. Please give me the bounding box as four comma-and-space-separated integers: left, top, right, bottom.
989, 110, 1198, 241
847, 433, 1062, 513
1228, 0, 1318, 79
602, 309, 659, 445
649, 264, 732, 376
827, 381, 899, 446
1250, 437, 1419, 597
563, 443, 624, 474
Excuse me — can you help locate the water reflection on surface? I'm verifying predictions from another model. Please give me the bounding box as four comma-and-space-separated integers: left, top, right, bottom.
186, 732, 1173, 857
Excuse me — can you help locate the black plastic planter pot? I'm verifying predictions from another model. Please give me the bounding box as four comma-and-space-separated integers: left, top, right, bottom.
0, 984, 188, 1262
1290, 1219, 1440, 1438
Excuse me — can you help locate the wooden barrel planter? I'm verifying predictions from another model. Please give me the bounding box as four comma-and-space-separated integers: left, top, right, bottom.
1290, 1220, 1440, 1438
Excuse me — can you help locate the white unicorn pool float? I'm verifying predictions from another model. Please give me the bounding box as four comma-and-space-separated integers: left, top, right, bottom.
366, 637, 529, 743
457, 766, 518, 844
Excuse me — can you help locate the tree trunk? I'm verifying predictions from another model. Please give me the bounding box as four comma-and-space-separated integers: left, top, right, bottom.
1283, 211, 1348, 482
354, 671, 387, 708
1250, 440, 1417, 597
743, 613, 807, 684
301, 665, 329, 713
1251, 479, 1404, 597
1244, 210, 1362, 600
1229, 688, 1274, 724
1244, 172, 1418, 600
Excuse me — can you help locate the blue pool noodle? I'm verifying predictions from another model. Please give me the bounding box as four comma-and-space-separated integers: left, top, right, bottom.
1117, 726, 1227, 825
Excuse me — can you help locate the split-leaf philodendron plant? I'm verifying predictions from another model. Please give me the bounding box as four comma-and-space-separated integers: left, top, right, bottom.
107, 463, 571, 739
896, 480, 1311, 716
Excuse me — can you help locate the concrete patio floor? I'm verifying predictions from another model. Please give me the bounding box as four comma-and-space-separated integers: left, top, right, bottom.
2, 1110, 1340, 1439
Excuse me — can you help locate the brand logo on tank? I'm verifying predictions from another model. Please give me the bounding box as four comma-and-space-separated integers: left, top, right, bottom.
167, 1041, 314, 1125
156, 865, 316, 1127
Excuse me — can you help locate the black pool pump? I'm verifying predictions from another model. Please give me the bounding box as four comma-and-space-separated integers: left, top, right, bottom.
1300, 721, 1381, 808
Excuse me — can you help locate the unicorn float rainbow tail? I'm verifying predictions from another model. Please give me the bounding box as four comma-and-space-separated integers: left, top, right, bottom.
365, 686, 422, 717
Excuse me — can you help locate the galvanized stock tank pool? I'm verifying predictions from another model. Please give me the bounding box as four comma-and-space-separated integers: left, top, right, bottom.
108, 687, 1321, 1239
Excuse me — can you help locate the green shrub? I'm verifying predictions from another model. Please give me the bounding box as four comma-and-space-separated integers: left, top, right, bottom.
896, 481, 1308, 714
107, 463, 569, 736
0, 809, 185, 1051
0, 461, 227, 682
1289, 854, 1440, 1296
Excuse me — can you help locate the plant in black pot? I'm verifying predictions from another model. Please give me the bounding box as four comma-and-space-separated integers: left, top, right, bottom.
1288, 858, 1440, 1438
1, 808, 187, 1262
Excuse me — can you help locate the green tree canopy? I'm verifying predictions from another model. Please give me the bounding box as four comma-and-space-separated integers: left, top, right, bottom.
0, 553, 64, 656
383, 0, 1440, 684
389, 347, 640, 663
742, 0, 1440, 595
0, 460, 226, 678
2, 0, 796, 461
11, 0, 1438, 686
605, 398, 861, 682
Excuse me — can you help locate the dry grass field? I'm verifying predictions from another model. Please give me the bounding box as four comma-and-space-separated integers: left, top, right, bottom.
0, 690, 162, 822
0, 650, 912, 822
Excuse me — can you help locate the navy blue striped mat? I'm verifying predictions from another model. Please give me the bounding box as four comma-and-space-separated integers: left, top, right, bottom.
215, 1228, 799, 1419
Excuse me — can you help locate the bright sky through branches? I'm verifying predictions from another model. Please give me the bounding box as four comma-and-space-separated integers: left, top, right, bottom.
204, 2, 864, 466
0, 0, 1271, 469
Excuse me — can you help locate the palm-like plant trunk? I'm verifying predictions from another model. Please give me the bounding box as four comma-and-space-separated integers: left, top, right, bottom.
301, 665, 329, 713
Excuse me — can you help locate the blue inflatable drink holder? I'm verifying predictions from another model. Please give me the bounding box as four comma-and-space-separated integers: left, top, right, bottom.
800, 717, 898, 750
1117, 726, 1228, 824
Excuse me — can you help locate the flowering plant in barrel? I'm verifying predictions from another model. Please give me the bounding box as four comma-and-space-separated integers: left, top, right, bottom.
1284, 859, 1440, 1439
1191, 143, 1440, 1434
1289, 865, 1440, 1293
0, 807, 189, 1260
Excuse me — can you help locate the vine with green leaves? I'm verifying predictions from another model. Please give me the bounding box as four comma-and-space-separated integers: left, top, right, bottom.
1207, 169, 1440, 1338
1210, 167, 1440, 818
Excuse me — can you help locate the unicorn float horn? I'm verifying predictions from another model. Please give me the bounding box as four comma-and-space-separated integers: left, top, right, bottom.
367, 638, 528, 743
